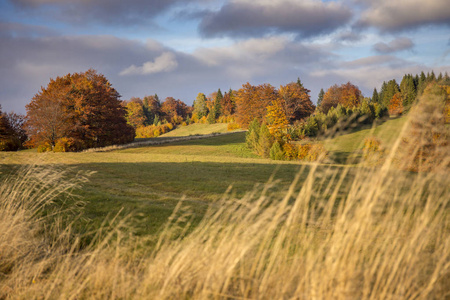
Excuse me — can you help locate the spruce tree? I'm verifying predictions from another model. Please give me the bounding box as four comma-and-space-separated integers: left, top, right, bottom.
400, 74, 417, 108
317, 88, 324, 107
372, 88, 379, 104
214, 89, 223, 119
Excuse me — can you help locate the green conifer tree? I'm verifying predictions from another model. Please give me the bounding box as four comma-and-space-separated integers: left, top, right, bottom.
317, 88, 324, 107
214, 89, 223, 119
372, 88, 379, 104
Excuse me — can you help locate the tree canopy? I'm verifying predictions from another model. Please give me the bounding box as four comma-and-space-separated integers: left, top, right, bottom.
26, 69, 134, 151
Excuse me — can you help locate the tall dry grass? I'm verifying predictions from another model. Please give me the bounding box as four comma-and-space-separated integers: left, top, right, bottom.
1, 93, 449, 299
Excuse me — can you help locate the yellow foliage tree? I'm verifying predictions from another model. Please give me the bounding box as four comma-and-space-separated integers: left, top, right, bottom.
266, 100, 289, 141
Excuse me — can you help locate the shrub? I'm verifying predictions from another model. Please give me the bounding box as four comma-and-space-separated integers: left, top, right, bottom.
257, 123, 273, 158
227, 123, 241, 131
297, 144, 311, 160
37, 142, 52, 152
362, 137, 384, 165
270, 141, 284, 160
282, 142, 298, 160
306, 144, 327, 161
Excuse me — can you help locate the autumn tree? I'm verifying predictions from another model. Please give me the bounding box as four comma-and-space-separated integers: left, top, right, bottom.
193, 93, 208, 118
26, 77, 72, 148
160, 97, 188, 124
235, 83, 278, 128
125, 99, 146, 128
0, 106, 26, 151
278, 81, 315, 122
143, 94, 161, 125
266, 99, 289, 141
321, 82, 362, 114
26, 69, 134, 151
220, 90, 236, 116
380, 79, 400, 107
388, 92, 404, 115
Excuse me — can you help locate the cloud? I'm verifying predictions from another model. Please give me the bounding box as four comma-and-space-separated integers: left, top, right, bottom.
120, 52, 178, 75
357, 0, 450, 31
373, 37, 414, 53
9, 0, 195, 25
198, 0, 353, 38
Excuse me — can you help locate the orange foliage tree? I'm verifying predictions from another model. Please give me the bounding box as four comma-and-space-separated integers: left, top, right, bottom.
388, 92, 404, 115
160, 97, 189, 124
125, 100, 146, 128
321, 82, 362, 113
26, 69, 134, 151
235, 83, 278, 128
278, 81, 315, 122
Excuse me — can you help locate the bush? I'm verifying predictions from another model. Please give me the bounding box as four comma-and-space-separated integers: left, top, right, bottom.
37, 142, 52, 153
306, 144, 327, 161
362, 137, 384, 165
257, 123, 273, 158
282, 142, 298, 160
270, 141, 285, 160
297, 144, 311, 160
227, 123, 241, 131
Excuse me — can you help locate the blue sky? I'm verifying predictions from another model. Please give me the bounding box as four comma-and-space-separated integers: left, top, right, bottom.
0, 0, 449, 113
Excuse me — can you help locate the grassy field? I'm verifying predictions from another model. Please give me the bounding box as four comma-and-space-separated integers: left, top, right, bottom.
1, 110, 448, 298
0, 118, 409, 237
159, 122, 231, 137
0, 132, 308, 238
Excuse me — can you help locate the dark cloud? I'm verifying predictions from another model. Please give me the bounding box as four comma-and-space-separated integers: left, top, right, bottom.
357, 0, 450, 31
8, 0, 194, 26
373, 37, 414, 54
335, 31, 363, 42
198, 0, 353, 38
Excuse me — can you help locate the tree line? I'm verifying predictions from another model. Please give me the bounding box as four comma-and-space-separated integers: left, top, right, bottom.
0, 69, 448, 152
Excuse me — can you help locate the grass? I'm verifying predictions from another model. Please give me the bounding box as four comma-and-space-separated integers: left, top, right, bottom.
323, 116, 408, 163
159, 122, 231, 137
0, 132, 306, 239
0, 100, 448, 298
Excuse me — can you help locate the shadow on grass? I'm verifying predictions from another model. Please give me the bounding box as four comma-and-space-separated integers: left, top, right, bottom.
135, 132, 246, 147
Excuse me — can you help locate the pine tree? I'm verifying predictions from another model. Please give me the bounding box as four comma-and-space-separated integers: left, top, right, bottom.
400, 74, 417, 108
317, 88, 325, 107
372, 88, 379, 104
214, 89, 223, 119
257, 123, 273, 158
381, 80, 400, 108
245, 118, 260, 151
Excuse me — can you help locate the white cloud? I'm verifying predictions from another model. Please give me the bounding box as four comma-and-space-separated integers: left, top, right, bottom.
120, 52, 178, 76
193, 36, 289, 66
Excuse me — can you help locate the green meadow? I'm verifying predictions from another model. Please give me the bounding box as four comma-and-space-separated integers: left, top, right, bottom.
0, 117, 408, 238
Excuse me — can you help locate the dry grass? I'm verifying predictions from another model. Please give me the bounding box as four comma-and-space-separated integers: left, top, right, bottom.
1, 96, 449, 299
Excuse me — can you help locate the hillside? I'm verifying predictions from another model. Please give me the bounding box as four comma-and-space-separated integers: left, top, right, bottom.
159, 123, 231, 137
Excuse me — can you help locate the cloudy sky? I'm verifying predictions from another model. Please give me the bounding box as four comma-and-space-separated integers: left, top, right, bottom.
0, 0, 449, 113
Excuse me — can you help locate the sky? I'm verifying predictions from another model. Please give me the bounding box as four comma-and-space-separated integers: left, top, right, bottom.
0, 0, 449, 114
